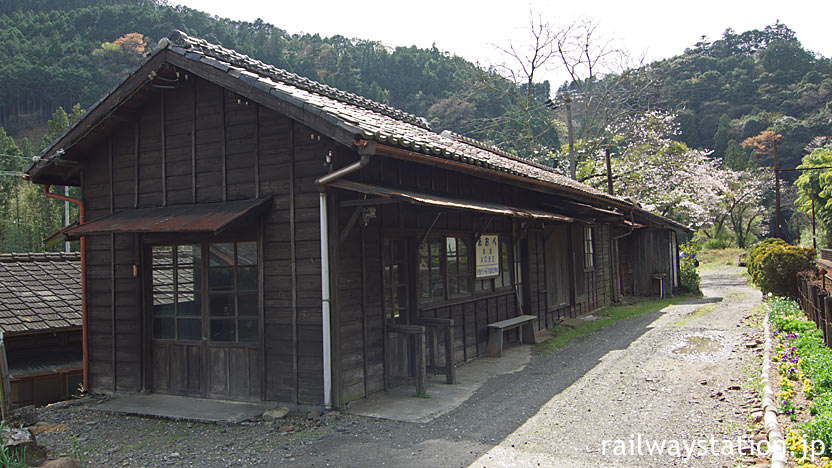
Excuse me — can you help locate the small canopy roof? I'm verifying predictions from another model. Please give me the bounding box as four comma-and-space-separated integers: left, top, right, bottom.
63, 197, 272, 238
328, 179, 574, 223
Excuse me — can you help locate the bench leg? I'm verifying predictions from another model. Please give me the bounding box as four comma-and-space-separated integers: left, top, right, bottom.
487, 328, 504, 357
521, 322, 536, 344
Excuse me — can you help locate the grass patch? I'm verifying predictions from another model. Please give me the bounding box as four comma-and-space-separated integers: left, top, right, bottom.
699, 248, 744, 267
544, 296, 688, 352
670, 303, 718, 327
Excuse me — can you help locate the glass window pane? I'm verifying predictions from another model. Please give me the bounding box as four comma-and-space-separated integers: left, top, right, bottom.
177, 293, 200, 316
238, 266, 258, 291
177, 268, 198, 293
458, 238, 469, 256
238, 293, 258, 317
153, 298, 175, 316
177, 245, 199, 266
153, 318, 175, 339
152, 246, 173, 267
209, 243, 234, 267
430, 239, 441, 257
210, 319, 236, 342
152, 268, 174, 290
446, 237, 457, 256
237, 242, 257, 265
178, 319, 202, 341
208, 268, 234, 290
239, 319, 258, 343
431, 278, 444, 298
209, 294, 235, 316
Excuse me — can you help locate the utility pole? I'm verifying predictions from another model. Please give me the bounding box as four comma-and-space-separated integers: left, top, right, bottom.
773, 138, 781, 239
605, 148, 613, 195
564, 93, 576, 180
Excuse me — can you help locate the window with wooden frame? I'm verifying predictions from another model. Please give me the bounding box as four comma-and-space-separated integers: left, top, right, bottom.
545, 226, 570, 309
151, 241, 259, 344
383, 239, 409, 320
207, 241, 259, 343
445, 237, 471, 297
151, 244, 202, 341
476, 237, 512, 292
419, 238, 445, 302
419, 236, 472, 302
584, 226, 595, 270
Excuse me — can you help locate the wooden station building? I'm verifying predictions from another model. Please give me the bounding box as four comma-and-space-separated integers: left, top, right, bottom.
26, 31, 689, 409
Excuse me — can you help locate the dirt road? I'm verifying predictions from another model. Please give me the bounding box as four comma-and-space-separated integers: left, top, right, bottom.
284, 265, 763, 468
37, 265, 762, 467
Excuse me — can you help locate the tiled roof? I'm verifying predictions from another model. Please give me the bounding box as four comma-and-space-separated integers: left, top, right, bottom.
0, 252, 82, 334
163, 31, 629, 207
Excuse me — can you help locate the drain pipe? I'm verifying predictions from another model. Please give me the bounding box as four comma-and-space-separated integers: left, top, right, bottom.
41, 184, 87, 390
314, 138, 373, 408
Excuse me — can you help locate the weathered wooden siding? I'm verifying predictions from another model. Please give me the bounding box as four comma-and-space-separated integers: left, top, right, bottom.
330, 155, 627, 406
624, 229, 675, 296
81, 75, 325, 405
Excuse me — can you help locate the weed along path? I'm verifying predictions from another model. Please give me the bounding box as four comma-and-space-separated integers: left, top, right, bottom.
35, 265, 763, 467
277, 265, 765, 468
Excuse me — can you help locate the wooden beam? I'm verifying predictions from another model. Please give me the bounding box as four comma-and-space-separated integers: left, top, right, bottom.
255, 103, 261, 199
338, 207, 361, 245
339, 198, 400, 207
221, 87, 227, 202
289, 120, 299, 405
134, 120, 140, 208
161, 90, 167, 207
191, 76, 197, 204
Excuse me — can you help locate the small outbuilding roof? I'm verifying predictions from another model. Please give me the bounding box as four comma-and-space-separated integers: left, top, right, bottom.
0, 252, 82, 335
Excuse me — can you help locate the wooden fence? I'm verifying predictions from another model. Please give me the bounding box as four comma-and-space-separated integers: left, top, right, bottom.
796, 272, 832, 346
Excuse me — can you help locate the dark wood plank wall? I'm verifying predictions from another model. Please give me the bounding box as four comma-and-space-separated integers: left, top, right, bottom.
523, 223, 613, 328
626, 229, 673, 297
331, 154, 624, 405
81, 75, 326, 405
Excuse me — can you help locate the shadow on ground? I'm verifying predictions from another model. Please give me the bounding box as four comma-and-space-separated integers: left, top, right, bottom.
284, 304, 676, 468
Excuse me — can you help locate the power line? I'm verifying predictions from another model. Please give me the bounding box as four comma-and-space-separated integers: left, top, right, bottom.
0, 153, 35, 161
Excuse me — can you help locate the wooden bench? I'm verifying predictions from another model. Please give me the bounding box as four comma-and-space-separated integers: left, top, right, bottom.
486, 315, 537, 357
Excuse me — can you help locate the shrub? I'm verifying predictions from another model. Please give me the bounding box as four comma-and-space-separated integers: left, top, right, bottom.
747, 239, 814, 297
679, 241, 701, 293
703, 237, 730, 249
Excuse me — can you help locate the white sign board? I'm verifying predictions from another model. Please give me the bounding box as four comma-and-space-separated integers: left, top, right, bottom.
476, 235, 499, 278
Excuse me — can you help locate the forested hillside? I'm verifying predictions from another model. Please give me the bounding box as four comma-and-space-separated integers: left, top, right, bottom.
643, 23, 832, 174
0, 0, 556, 155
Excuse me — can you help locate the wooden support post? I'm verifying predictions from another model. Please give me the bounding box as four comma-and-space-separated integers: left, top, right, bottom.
414, 331, 427, 396
445, 320, 455, 384
820, 291, 830, 345
820, 291, 832, 346
809, 284, 818, 322
825, 295, 832, 348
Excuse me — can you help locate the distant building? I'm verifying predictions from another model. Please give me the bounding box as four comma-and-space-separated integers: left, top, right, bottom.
0, 252, 82, 408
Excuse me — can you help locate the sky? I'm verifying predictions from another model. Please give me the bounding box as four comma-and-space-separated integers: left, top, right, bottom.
170, 0, 832, 87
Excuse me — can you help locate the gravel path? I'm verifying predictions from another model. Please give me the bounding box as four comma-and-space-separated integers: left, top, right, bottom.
34, 265, 764, 468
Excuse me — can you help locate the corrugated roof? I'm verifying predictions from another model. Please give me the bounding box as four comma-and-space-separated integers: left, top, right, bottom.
63, 197, 273, 237
329, 179, 574, 223
0, 252, 82, 335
